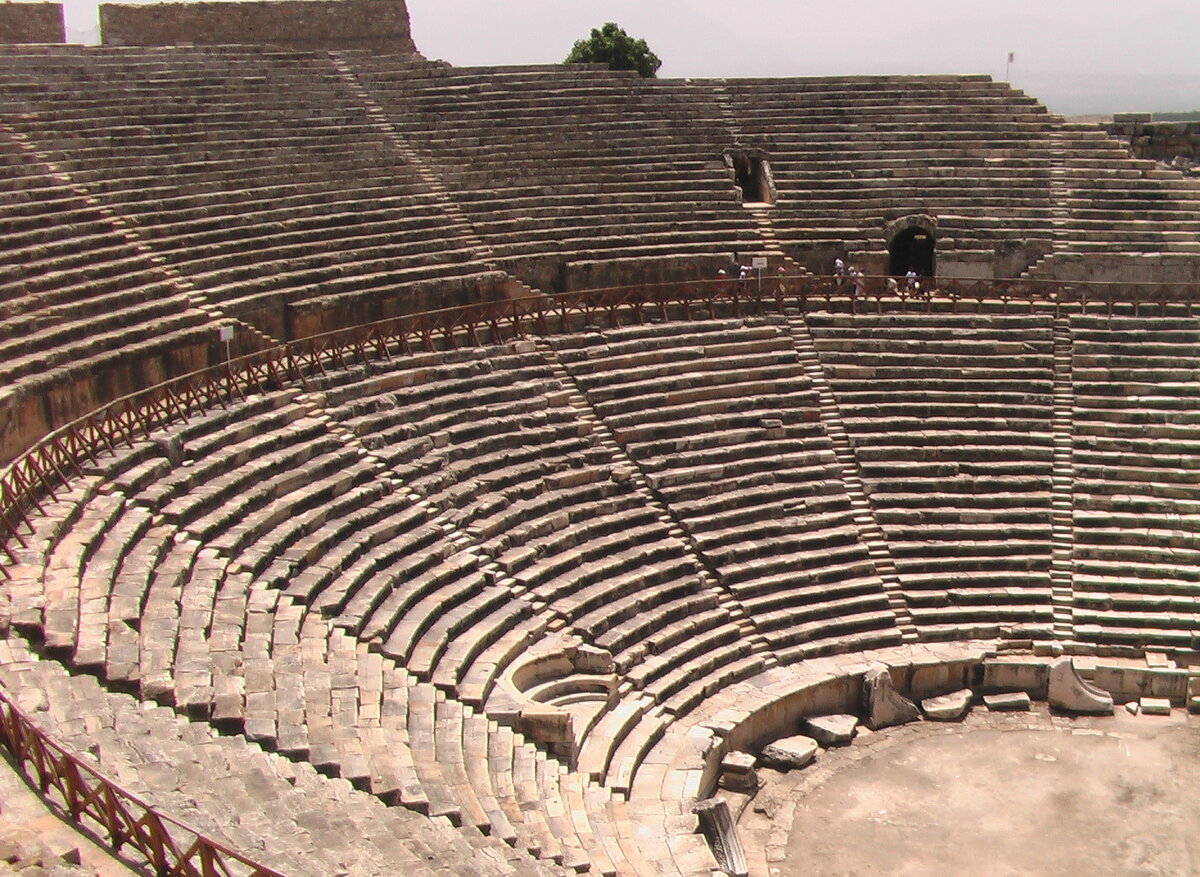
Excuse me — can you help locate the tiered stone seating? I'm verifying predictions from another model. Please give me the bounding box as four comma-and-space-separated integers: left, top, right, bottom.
6, 39, 1200, 876
0, 637, 559, 877
1068, 314, 1200, 648
808, 313, 1057, 641
720, 75, 1059, 262
4, 341, 683, 873
347, 59, 765, 287
549, 317, 903, 664
0, 121, 215, 453
0, 46, 501, 338
316, 345, 607, 684
1050, 124, 1200, 256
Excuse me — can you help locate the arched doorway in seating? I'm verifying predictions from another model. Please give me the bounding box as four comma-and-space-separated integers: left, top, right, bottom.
885, 215, 937, 278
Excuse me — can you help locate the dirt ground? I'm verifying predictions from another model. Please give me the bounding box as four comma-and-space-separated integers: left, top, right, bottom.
739, 705, 1200, 877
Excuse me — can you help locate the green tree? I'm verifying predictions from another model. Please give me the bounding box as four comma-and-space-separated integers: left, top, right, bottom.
564, 22, 662, 78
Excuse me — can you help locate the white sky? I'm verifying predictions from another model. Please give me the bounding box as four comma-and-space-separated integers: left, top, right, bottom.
55, 0, 1200, 116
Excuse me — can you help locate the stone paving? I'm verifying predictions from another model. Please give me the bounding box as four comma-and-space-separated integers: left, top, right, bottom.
741, 703, 1199, 877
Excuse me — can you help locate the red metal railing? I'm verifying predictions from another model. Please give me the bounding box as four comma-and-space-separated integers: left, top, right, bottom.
0, 273, 1197, 869
0, 687, 283, 877
3, 274, 1199, 574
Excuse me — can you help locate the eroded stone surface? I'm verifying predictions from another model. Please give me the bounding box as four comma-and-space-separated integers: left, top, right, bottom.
720, 751, 759, 792
921, 689, 973, 722
801, 714, 859, 747
862, 667, 920, 730
760, 735, 819, 770
1140, 697, 1172, 716
1047, 657, 1113, 715
984, 691, 1031, 712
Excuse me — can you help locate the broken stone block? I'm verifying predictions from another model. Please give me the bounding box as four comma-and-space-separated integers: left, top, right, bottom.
573, 644, 614, 674
719, 751, 758, 793
759, 735, 818, 770
693, 797, 748, 877
801, 714, 858, 747
1125, 701, 1140, 715
518, 704, 573, 746
1047, 657, 1113, 715
921, 689, 973, 722
862, 666, 920, 730
1139, 697, 1172, 716
983, 692, 1031, 712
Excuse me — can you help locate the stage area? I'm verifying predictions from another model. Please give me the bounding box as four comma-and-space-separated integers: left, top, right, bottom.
745, 706, 1199, 877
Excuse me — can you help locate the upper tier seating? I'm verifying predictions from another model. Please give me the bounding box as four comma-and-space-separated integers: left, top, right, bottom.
721, 76, 1059, 259
347, 59, 766, 286
0, 46, 501, 341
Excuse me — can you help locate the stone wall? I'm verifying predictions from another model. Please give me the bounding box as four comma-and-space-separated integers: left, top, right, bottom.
0, 3, 64, 43
99, 0, 418, 55
1108, 116, 1200, 168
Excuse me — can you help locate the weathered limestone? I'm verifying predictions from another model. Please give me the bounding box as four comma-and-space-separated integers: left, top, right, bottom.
861, 666, 920, 730
693, 798, 748, 877
801, 714, 859, 747
983, 691, 1032, 712
719, 751, 759, 793
1046, 657, 1113, 715
920, 689, 973, 722
1139, 697, 1172, 716
759, 735, 819, 770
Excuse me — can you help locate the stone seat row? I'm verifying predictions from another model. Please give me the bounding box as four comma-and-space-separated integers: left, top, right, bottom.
13, 457, 626, 873
0, 639, 562, 877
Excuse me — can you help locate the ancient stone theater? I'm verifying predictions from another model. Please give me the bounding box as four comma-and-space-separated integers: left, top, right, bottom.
1, 1, 1199, 875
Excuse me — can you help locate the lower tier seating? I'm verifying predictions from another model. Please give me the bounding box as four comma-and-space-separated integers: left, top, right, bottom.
3, 310, 1199, 877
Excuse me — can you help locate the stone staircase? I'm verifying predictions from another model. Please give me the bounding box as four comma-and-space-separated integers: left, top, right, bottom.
785, 313, 919, 642
1049, 316, 1077, 639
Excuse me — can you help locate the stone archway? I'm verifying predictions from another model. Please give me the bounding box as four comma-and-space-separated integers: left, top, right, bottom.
885, 215, 937, 277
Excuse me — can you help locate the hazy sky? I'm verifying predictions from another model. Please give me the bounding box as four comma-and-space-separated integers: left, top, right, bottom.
57, 0, 1200, 116
406, 0, 1200, 116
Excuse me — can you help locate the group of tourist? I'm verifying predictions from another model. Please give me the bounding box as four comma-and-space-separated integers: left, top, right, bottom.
715, 255, 925, 299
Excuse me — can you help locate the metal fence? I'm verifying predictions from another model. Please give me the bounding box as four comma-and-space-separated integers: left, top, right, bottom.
3, 274, 1199, 574
0, 687, 283, 877
0, 273, 1197, 870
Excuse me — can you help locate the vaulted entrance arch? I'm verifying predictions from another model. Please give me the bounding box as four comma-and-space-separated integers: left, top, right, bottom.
888, 227, 936, 277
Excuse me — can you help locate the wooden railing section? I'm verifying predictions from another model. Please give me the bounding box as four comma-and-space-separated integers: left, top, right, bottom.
3, 274, 1199, 575
0, 687, 284, 877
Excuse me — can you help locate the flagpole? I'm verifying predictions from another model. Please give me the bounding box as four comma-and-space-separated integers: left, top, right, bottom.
1005, 52, 1013, 82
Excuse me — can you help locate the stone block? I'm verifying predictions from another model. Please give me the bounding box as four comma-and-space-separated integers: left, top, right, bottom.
518, 704, 573, 746
981, 658, 1049, 698
759, 735, 818, 770
719, 751, 758, 793
1047, 657, 1113, 715
693, 797, 748, 877
920, 689, 973, 722
983, 692, 1031, 712
861, 667, 920, 730
574, 644, 614, 674
1139, 697, 1172, 716
801, 714, 859, 747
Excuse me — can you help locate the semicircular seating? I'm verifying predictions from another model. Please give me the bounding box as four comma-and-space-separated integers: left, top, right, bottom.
5, 299, 1200, 876
4, 40, 1200, 877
